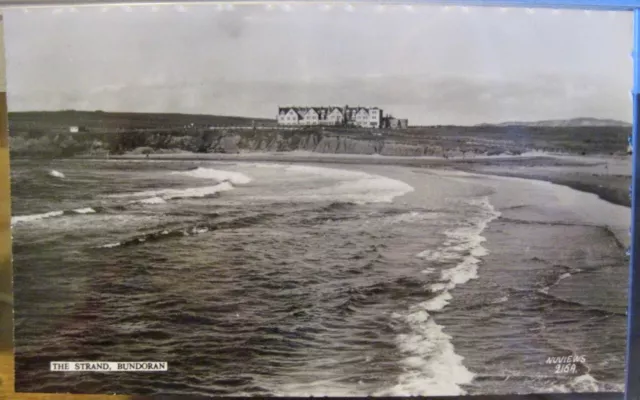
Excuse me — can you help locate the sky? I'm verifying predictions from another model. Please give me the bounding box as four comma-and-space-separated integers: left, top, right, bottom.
3, 4, 634, 126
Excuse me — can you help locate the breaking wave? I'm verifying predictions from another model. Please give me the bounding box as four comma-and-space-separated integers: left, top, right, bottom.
539, 272, 574, 295
73, 207, 96, 214
542, 373, 623, 393
380, 196, 501, 396
48, 170, 65, 179
109, 181, 235, 201
108, 167, 252, 202
248, 165, 416, 204
172, 167, 252, 185
136, 197, 167, 205
12, 211, 64, 225
12, 207, 98, 226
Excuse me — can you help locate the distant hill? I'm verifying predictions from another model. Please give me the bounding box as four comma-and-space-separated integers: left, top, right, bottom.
478, 118, 631, 128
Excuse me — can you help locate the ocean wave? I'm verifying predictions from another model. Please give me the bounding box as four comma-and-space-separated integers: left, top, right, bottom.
99, 242, 121, 249
493, 295, 509, 304
543, 373, 619, 393
383, 196, 501, 396
284, 165, 415, 203
48, 169, 65, 179
12, 211, 64, 225
429, 198, 501, 292
319, 201, 357, 212
422, 291, 453, 311
421, 267, 436, 275
94, 213, 276, 250
381, 211, 441, 225
136, 197, 167, 205
12, 207, 99, 226
379, 316, 475, 396
539, 272, 573, 295
73, 207, 96, 214
109, 181, 234, 201
173, 167, 252, 185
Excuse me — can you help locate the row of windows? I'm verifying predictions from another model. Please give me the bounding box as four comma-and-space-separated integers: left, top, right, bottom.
280, 112, 379, 118
280, 115, 354, 121
278, 119, 379, 124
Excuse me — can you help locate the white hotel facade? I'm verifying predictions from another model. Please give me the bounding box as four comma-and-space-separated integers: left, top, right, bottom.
277, 106, 384, 128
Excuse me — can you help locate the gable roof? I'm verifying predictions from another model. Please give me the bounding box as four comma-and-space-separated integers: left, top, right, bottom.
279, 107, 305, 118
305, 108, 320, 116
278, 106, 382, 120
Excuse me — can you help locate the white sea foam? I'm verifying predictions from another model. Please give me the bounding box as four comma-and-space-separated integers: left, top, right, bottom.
48, 170, 65, 179
417, 249, 461, 263
493, 295, 509, 304
73, 207, 96, 214
384, 196, 501, 396
12, 211, 64, 225
98, 242, 121, 249
432, 198, 501, 292
540, 272, 573, 295
379, 318, 475, 396
110, 181, 234, 201
173, 167, 252, 185
544, 373, 608, 393
284, 165, 414, 203
246, 163, 282, 169
137, 197, 167, 205
12, 206, 97, 225
421, 291, 453, 311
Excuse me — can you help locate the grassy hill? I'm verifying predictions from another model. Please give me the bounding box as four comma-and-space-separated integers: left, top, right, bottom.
8, 110, 275, 132
478, 117, 631, 128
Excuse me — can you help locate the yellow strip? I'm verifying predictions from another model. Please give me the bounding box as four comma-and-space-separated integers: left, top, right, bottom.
0, 12, 131, 400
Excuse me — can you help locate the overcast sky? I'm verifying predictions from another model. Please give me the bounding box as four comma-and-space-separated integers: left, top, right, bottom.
3, 5, 634, 125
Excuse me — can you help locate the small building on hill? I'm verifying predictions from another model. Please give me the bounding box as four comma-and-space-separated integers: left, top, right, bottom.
68, 126, 88, 133
382, 116, 409, 129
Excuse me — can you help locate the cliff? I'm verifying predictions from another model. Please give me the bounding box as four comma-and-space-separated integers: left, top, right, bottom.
7, 111, 631, 158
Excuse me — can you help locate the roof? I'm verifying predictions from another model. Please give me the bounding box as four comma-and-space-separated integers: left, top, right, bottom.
278, 106, 381, 118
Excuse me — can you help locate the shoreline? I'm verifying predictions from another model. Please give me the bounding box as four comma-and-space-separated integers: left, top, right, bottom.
460, 169, 631, 208
79, 152, 631, 209
13, 153, 630, 399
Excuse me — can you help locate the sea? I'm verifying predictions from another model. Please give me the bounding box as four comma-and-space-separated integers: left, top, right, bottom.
11, 157, 631, 397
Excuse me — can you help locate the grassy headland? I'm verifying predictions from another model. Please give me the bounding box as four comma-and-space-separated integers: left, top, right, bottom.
7, 111, 631, 159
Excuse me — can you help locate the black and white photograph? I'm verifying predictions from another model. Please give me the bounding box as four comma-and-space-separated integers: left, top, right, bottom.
7, 3, 634, 397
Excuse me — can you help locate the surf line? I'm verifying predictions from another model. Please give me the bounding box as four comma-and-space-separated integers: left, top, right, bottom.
383, 196, 501, 396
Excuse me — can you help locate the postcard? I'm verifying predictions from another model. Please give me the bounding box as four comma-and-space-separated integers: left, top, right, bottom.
6, 3, 632, 396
